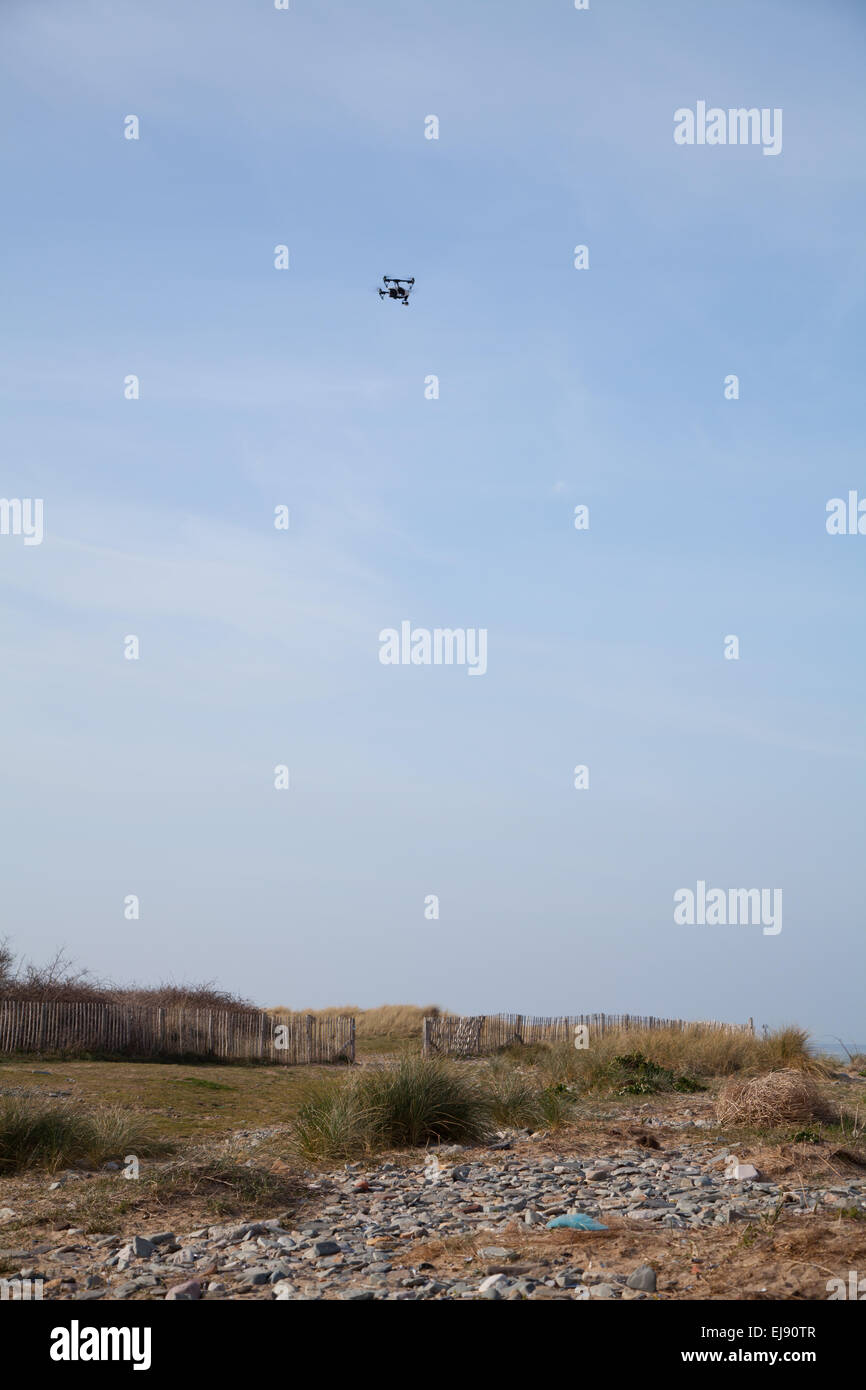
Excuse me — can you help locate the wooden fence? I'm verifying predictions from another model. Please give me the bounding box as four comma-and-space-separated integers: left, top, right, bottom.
422, 1013, 754, 1057
0, 1000, 355, 1065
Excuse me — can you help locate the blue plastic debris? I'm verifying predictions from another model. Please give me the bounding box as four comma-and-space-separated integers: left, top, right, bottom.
546, 1214, 608, 1231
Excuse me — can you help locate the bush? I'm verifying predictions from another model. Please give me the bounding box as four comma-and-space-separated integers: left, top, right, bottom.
0, 935, 254, 1010
612, 1052, 707, 1096
292, 1058, 492, 1161
0, 1099, 171, 1174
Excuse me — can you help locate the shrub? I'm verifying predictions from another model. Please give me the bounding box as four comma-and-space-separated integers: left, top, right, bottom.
612, 1052, 707, 1096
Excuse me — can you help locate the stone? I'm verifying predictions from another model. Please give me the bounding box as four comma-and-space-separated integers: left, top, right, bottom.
726, 1162, 759, 1182
165, 1280, 202, 1301
479, 1273, 506, 1292
11, 1128, 856, 1304
626, 1265, 657, 1292
168, 1248, 196, 1267
312, 1240, 341, 1258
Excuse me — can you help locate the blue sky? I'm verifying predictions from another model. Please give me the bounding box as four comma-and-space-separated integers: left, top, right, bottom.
1, 0, 864, 1043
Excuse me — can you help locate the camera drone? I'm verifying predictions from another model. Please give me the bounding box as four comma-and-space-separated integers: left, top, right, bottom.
379, 275, 415, 306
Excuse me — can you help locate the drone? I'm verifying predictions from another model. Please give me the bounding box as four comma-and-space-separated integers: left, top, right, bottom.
379, 275, 415, 306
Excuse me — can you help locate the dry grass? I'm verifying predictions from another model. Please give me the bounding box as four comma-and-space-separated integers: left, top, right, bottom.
513, 1025, 826, 1090
269, 1004, 442, 1040
715, 1069, 836, 1129
0, 1097, 173, 1174
25, 1156, 303, 1234
265, 1013, 831, 1078
482, 1061, 575, 1129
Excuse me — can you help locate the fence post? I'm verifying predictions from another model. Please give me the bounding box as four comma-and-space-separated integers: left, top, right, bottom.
422, 1017, 430, 1057
349, 1016, 356, 1064
37, 1003, 47, 1054
305, 1014, 314, 1064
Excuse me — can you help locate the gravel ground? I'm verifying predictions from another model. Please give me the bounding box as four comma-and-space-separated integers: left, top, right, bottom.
5, 1127, 866, 1301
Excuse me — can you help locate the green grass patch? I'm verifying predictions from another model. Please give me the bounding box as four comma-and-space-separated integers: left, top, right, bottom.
0, 1060, 326, 1142
172, 1076, 236, 1092
790, 1126, 825, 1144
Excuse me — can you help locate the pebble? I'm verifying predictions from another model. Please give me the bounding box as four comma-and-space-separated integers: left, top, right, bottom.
165, 1280, 202, 1301
9, 1130, 865, 1302
626, 1264, 657, 1292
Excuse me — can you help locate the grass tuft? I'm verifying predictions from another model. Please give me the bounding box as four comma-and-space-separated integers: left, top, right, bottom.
0, 1098, 172, 1174
292, 1058, 492, 1161
483, 1062, 575, 1129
